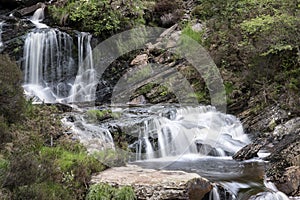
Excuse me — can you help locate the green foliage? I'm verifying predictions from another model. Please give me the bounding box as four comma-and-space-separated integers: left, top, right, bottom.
86, 183, 136, 200
137, 82, 156, 94
188, 91, 208, 104
0, 103, 107, 199
12, 182, 73, 200
181, 23, 204, 44
40, 146, 104, 172
0, 157, 9, 184
202, 0, 300, 106
86, 109, 115, 122
0, 54, 25, 124
49, 0, 147, 37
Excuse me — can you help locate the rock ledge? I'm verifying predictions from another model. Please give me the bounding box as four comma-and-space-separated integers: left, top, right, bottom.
91, 165, 212, 200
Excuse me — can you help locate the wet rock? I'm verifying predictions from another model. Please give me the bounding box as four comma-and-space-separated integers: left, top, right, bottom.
266, 132, 300, 196
273, 117, 300, 140
239, 105, 289, 134
91, 165, 212, 200
14, 2, 45, 17
275, 166, 300, 196
129, 95, 147, 105
0, 17, 34, 60
233, 139, 266, 161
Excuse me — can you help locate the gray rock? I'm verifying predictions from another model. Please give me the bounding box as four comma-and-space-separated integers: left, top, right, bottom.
276, 166, 300, 196
91, 165, 212, 200
273, 117, 300, 140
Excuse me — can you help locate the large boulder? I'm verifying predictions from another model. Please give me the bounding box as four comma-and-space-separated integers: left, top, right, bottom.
91, 165, 212, 200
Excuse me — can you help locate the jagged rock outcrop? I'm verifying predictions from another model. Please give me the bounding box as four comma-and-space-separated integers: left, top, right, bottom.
233, 117, 300, 196
0, 16, 34, 61
91, 165, 212, 200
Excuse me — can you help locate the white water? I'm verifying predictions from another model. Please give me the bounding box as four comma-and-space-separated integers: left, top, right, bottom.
69, 33, 96, 102
24, 8, 98, 103
23, 29, 74, 103
0, 21, 4, 49
209, 186, 221, 200
30, 7, 48, 28
248, 180, 290, 200
62, 115, 114, 153
134, 106, 250, 160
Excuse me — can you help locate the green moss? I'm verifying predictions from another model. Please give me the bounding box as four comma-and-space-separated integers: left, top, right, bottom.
137, 83, 156, 94
188, 91, 208, 103
86, 183, 136, 200
181, 23, 204, 45
86, 109, 115, 122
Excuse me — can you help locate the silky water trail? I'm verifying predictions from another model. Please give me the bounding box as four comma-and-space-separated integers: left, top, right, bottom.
22, 8, 96, 103
63, 105, 292, 200
21, 8, 294, 200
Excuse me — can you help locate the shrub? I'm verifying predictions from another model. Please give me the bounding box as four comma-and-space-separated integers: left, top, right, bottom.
0, 116, 11, 148
49, 0, 146, 37
0, 54, 25, 124
153, 0, 183, 27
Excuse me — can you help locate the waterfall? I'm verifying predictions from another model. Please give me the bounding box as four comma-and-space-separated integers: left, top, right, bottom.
31, 7, 45, 22
69, 33, 97, 102
133, 106, 250, 160
248, 180, 290, 200
23, 11, 98, 103
209, 186, 220, 200
22, 29, 74, 103
30, 7, 48, 29
0, 21, 4, 50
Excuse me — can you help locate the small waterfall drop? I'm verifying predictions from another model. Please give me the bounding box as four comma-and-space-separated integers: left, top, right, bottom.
209, 186, 221, 200
133, 106, 250, 160
31, 7, 45, 22
248, 180, 290, 200
30, 7, 48, 28
0, 21, 4, 50
23, 29, 74, 103
62, 114, 114, 153
69, 33, 97, 102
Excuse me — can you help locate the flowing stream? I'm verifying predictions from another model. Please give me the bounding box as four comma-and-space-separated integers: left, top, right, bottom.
63, 105, 292, 200
20, 8, 295, 200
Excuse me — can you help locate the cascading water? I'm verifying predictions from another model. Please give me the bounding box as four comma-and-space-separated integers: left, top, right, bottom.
131, 106, 250, 160
30, 7, 48, 28
23, 9, 98, 103
62, 114, 114, 153
22, 29, 74, 103
18, 8, 295, 200
0, 21, 4, 50
68, 33, 97, 102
